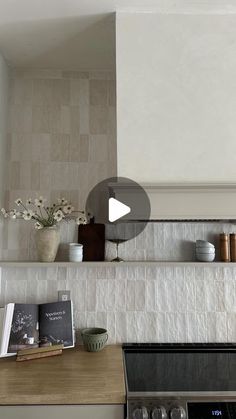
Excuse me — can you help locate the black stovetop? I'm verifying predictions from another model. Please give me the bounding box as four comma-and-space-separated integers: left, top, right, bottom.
123, 343, 236, 393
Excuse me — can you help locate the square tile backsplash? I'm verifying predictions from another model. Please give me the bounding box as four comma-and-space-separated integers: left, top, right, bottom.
2, 68, 116, 260
6, 68, 117, 210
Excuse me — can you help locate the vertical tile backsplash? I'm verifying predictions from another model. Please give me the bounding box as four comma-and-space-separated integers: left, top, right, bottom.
1, 68, 236, 343
0, 263, 236, 343
1, 221, 236, 343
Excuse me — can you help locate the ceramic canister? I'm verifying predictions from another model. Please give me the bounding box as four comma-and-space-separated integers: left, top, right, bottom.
69, 243, 83, 262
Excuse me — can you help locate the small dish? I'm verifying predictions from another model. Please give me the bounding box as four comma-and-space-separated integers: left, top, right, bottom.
196, 253, 215, 262
196, 240, 214, 249
196, 247, 215, 254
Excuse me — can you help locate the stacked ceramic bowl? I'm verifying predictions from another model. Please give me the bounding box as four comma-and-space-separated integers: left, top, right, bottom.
196, 240, 215, 262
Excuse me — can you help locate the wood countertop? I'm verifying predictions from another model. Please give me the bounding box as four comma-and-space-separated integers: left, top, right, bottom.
0, 345, 126, 405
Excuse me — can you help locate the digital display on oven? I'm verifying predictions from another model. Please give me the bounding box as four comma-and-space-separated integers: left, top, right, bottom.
188, 403, 236, 419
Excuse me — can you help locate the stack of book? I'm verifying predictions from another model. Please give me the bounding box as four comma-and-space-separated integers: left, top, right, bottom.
0, 300, 74, 358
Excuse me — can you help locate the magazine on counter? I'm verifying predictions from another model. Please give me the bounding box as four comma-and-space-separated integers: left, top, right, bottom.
0, 300, 74, 357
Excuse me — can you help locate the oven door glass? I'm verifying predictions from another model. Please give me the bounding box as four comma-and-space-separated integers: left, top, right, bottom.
188, 402, 236, 419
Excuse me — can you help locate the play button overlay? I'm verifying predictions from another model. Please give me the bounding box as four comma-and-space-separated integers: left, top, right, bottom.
85, 176, 151, 241
108, 198, 131, 222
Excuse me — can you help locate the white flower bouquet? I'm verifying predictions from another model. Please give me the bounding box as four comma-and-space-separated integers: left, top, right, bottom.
1, 197, 88, 229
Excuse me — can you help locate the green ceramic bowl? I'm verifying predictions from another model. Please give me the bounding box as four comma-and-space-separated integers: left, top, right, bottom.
81, 328, 108, 352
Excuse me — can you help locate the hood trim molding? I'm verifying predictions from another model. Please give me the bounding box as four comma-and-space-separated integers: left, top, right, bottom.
110, 182, 236, 220
145, 183, 236, 220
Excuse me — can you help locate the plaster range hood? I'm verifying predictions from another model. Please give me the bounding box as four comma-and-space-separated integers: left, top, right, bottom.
110, 182, 236, 221
115, 13, 236, 222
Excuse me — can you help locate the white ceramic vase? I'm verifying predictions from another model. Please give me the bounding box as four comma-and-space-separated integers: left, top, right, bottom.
35, 226, 60, 262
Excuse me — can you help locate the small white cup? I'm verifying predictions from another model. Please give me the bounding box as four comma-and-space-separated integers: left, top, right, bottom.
26, 337, 35, 344
69, 243, 83, 262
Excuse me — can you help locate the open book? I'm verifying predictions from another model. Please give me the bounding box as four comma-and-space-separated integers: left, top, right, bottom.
0, 300, 74, 357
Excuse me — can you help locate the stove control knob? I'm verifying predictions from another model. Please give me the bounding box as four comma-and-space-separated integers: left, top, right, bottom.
170, 406, 186, 419
132, 406, 149, 419
151, 406, 167, 419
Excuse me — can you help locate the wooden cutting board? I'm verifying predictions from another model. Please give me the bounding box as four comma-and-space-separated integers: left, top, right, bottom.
78, 223, 105, 261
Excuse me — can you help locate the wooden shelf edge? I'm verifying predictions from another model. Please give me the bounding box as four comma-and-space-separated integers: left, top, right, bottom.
0, 261, 235, 268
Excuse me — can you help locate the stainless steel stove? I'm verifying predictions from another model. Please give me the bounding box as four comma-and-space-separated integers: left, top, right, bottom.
123, 343, 236, 419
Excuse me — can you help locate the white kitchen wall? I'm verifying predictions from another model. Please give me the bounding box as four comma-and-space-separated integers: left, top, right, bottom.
1, 221, 236, 343
1, 17, 236, 343
116, 12, 236, 183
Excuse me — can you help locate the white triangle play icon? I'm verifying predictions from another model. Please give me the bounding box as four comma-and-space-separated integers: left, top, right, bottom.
108, 197, 131, 222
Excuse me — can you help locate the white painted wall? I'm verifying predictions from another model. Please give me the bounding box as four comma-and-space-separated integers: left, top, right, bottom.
0, 52, 8, 206
116, 12, 236, 183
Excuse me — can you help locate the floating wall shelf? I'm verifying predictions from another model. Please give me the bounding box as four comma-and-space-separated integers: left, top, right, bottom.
0, 261, 235, 268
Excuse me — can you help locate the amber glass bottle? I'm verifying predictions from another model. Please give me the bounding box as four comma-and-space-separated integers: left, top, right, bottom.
220, 233, 230, 262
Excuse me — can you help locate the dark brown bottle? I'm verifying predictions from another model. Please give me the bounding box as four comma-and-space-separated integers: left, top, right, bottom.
230, 234, 236, 262
220, 233, 230, 262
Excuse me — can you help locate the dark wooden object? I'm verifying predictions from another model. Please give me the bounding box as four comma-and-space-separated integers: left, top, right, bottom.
16, 349, 63, 362
16, 344, 64, 362
78, 223, 105, 261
